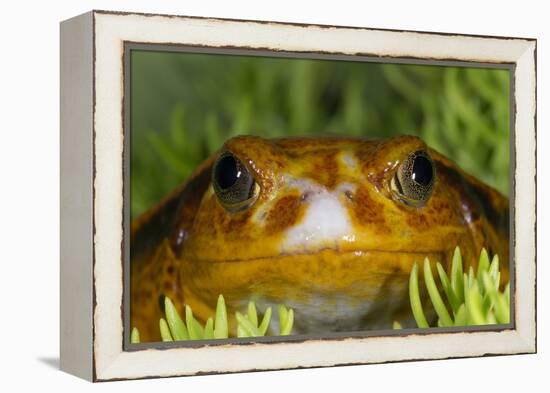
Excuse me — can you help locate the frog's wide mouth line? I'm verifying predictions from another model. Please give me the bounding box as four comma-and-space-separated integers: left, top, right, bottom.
185, 247, 449, 265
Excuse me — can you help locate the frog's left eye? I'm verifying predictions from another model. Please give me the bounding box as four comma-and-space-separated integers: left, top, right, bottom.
212, 152, 260, 212
391, 150, 435, 208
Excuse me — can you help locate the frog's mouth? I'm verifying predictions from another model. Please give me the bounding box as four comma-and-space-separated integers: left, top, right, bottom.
181, 248, 450, 299
186, 246, 450, 265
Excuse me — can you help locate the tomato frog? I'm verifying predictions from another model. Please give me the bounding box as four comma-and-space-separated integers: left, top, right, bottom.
131, 135, 509, 342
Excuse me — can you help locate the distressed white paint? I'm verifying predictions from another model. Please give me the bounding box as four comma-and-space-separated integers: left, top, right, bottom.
80, 11, 537, 381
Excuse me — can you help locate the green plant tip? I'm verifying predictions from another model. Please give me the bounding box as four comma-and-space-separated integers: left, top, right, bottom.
159, 318, 173, 342
409, 262, 430, 328
258, 307, 272, 336
214, 294, 229, 339
165, 296, 189, 340
236, 311, 260, 337
131, 327, 141, 344
247, 301, 258, 327
280, 308, 294, 335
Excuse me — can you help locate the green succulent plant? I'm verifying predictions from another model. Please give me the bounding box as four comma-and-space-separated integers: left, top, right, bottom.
131, 295, 294, 343
406, 246, 510, 328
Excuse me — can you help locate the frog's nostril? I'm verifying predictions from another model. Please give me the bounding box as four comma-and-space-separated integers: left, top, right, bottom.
301, 191, 312, 202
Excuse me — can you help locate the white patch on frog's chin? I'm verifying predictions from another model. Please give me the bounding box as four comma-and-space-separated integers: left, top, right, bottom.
281, 179, 355, 252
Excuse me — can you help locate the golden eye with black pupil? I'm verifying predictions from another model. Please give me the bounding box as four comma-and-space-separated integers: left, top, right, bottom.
391, 150, 435, 208
212, 152, 260, 212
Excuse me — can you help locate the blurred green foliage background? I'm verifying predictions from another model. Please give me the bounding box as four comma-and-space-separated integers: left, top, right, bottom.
131, 50, 510, 218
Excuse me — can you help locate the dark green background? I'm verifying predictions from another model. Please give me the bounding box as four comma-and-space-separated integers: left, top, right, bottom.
130, 50, 510, 218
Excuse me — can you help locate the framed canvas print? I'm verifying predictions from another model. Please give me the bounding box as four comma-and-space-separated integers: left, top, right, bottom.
60, 10, 537, 382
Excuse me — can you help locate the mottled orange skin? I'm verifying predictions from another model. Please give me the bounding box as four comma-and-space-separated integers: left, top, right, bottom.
131, 135, 509, 342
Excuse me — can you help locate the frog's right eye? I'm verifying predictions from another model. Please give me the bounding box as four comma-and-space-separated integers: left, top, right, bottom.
212, 152, 260, 212
390, 150, 435, 208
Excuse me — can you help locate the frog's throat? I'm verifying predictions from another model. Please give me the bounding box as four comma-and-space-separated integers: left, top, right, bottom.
178, 248, 452, 335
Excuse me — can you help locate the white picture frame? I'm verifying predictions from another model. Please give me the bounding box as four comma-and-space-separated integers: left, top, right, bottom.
60, 10, 536, 382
